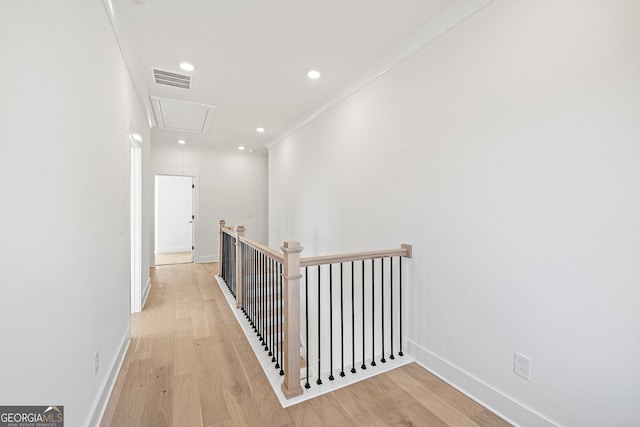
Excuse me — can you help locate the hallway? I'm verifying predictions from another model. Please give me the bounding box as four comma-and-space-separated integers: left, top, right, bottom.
100, 262, 509, 426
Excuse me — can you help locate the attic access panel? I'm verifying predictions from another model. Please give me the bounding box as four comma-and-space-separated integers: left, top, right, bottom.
150, 96, 216, 133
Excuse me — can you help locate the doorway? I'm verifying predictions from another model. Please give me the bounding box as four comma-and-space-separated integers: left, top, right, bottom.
154, 175, 195, 265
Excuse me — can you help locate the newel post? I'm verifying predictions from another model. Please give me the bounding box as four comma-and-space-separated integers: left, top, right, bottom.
218, 220, 226, 274
281, 241, 303, 398
235, 225, 246, 309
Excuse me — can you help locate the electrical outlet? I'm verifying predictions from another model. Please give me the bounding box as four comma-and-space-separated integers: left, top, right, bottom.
514, 352, 531, 380
94, 350, 100, 376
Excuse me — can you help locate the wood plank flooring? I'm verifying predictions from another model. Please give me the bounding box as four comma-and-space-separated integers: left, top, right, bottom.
100, 262, 510, 427
155, 252, 193, 266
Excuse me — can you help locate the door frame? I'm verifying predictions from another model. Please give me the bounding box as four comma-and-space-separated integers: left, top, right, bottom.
130, 138, 142, 313
153, 168, 200, 266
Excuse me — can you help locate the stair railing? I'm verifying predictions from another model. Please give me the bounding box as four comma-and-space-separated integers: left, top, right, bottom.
218, 220, 411, 400
299, 245, 412, 390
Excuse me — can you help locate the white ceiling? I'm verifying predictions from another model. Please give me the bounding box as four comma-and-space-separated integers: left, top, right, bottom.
106, 0, 458, 152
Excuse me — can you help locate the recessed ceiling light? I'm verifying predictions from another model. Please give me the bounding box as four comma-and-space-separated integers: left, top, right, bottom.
256, 127, 265, 133
238, 146, 246, 150
177, 139, 186, 145
131, 133, 142, 142
179, 62, 195, 72
307, 70, 321, 79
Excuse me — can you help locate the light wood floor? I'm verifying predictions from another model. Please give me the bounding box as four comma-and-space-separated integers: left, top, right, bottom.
100, 262, 510, 427
155, 251, 193, 266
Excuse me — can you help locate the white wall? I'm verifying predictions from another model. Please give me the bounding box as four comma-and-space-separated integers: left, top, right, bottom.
0, 1, 149, 426
155, 175, 193, 253
268, 1, 640, 426
151, 143, 268, 263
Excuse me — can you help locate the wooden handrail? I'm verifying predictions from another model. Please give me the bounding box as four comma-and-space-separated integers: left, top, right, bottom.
220, 225, 236, 235
300, 244, 412, 267
238, 235, 284, 263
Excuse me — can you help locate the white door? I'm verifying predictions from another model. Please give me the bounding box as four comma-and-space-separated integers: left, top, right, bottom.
155, 175, 194, 263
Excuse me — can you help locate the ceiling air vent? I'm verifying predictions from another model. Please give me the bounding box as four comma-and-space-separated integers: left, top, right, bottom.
152, 68, 191, 89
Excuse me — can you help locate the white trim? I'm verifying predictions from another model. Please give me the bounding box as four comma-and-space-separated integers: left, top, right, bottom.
195, 254, 217, 264
130, 139, 143, 314
141, 277, 151, 310
150, 96, 216, 133
84, 329, 130, 427
404, 338, 560, 427
265, 0, 495, 149
154, 168, 200, 178
155, 246, 193, 254
100, 0, 156, 128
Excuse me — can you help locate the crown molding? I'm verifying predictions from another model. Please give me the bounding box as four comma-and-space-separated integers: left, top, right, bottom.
265, 0, 494, 150
101, 0, 157, 129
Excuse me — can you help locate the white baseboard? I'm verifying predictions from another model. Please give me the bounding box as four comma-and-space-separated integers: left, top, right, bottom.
195, 254, 217, 264
84, 329, 130, 427
141, 277, 151, 309
404, 338, 559, 427
155, 246, 192, 254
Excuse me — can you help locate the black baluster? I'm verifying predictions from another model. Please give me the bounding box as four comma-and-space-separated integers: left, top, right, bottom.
223, 234, 225, 277
243, 243, 247, 317
239, 242, 242, 313
381, 257, 386, 364
275, 265, 282, 369
264, 255, 273, 356
279, 262, 284, 376
361, 260, 366, 370
399, 256, 403, 357
224, 234, 228, 287
350, 261, 355, 374
264, 254, 269, 350
245, 244, 249, 317
254, 248, 258, 332
390, 256, 395, 360
255, 249, 259, 335
329, 264, 334, 381
271, 258, 276, 363
254, 249, 258, 330
304, 267, 310, 389
340, 262, 345, 377
264, 253, 268, 350
258, 252, 263, 342
246, 245, 250, 319
317, 265, 322, 385
274, 265, 282, 369
257, 252, 261, 338
371, 259, 376, 367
